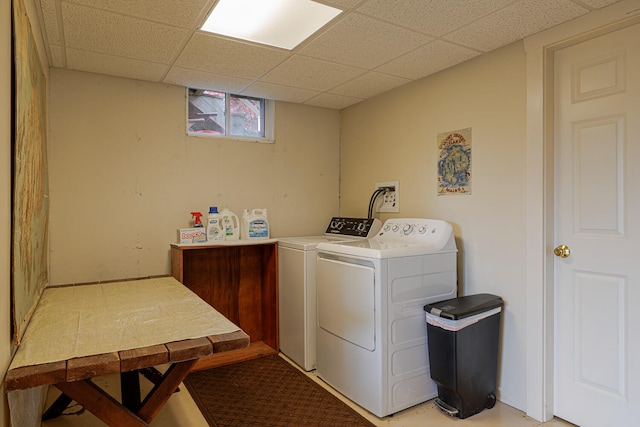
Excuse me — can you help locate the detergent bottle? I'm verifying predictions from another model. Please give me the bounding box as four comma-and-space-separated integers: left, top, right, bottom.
206, 207, 224, 242
220, 208, 240, 240
241, 208, 270, 240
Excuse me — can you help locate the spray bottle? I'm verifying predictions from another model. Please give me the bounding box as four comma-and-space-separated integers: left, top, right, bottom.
191, 212, 204, 228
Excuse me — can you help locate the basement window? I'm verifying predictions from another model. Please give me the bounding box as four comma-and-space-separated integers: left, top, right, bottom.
187, 88, 274, 142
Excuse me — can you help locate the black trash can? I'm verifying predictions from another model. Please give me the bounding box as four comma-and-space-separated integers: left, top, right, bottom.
424, 293, 503, 419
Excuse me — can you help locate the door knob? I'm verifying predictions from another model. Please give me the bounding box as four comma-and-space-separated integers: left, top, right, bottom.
554, 244, 571, 258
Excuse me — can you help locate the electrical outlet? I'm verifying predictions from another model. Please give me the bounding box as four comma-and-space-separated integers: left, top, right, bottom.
375, 181, 399, 213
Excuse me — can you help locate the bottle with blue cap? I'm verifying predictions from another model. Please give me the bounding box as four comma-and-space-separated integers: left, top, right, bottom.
206, 206, 224, 242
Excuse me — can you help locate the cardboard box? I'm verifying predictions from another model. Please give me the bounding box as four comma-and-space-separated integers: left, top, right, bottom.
178, 228, 206, 244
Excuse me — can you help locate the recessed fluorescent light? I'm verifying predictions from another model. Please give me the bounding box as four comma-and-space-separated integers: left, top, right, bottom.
201, 0, 342, 50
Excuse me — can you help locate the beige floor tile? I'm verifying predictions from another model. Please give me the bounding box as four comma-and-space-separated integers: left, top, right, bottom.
294, 357, 574, 427
41, 355, 574, 427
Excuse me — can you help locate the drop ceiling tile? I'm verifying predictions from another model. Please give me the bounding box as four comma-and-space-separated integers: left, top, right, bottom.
66, 0, 212, 28
298, 13, 432, 69
61, 2, 190, 63
35, 0, 624, 109
579, 0, 622, 7
66, 48, 169, 81
376, 40, 481, 80
40, 0, 61, 45
164, 67, 253, 93
261, 55, 364, 92
330, 71, 410, 99
315, 0, 362, 9
176, 33, 290, 80
444, 0, 590, 52
356, 0, 516, 37
304, 92, 362, 110
241, 82, 319, 104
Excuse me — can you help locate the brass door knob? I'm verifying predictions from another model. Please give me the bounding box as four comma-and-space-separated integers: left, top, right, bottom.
554, 244, 571, 258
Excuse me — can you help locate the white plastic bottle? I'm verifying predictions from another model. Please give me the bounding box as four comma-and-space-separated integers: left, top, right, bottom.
220, 208, 240, 240
241, 208, 270, 240
206, 206, 224, 242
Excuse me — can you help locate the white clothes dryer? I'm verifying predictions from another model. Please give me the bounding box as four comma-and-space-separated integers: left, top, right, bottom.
277, 217, 381, 371
315, 218, 457, 417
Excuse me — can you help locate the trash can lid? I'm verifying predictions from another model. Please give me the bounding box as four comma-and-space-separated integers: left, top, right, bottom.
424, 293, 503, 320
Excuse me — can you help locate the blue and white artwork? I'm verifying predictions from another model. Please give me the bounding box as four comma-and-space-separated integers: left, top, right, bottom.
437, 128, 471, 195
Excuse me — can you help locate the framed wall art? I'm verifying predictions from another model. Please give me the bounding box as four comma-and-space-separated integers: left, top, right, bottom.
437, 128, 471, 196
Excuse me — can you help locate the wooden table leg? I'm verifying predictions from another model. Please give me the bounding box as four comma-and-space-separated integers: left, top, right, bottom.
137, 359, 197, 423
139, 367, 163, 385
53, 359, 198, 426
121, 370, 141, 411
138, 367, 180, 392
41, 392, 73, 420
55, 380, 149, 427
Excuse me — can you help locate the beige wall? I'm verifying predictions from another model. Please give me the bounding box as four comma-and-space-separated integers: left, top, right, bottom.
340, 41, 528, 410
47, 69, 340, 285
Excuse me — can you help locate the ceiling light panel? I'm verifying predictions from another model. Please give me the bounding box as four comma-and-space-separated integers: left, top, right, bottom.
201, 0, 342, 50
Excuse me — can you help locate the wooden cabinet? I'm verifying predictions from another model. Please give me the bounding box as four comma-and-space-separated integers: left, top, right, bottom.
171, 241, 278, 370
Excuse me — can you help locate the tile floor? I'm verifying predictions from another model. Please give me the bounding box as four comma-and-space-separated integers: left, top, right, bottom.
42, 354, 575, 427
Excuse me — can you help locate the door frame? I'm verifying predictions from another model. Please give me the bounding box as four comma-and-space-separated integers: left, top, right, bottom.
524, 1, 640, 422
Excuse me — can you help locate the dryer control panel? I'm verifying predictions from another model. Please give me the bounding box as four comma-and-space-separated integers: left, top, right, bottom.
325, 217, 381, 238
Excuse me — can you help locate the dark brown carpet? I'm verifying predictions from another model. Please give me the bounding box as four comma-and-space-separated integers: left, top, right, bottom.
184, 355, 377, 427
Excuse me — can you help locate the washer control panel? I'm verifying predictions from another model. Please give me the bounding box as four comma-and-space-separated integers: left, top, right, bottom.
325, 217, 381, 238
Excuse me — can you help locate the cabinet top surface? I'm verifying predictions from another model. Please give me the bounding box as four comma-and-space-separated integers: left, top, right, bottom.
171, 238, 278, 249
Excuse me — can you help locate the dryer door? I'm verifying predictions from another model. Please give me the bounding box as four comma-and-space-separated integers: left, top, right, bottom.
317, 257, 375, 351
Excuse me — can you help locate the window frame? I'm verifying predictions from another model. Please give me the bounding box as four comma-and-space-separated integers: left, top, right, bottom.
186, 88, 275, 143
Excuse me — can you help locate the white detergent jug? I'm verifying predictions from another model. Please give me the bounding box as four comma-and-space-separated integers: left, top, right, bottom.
220, 208, 240, 240
206, 206, 224, 242
241, 208, 270, 240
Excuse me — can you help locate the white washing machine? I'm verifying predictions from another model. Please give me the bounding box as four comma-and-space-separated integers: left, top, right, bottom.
315, 218, 457, 417
278, 217, 381, 371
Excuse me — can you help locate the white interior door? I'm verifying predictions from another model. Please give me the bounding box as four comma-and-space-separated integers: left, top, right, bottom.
554, 23, 639, 427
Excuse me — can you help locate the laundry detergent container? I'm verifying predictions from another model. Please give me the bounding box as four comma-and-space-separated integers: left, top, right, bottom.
424, 294, 503, 419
